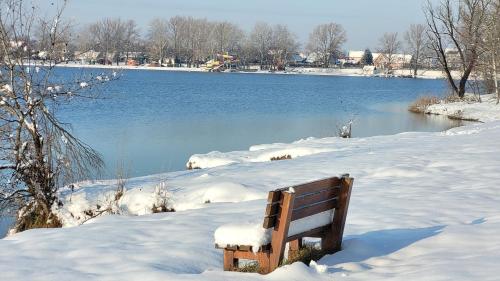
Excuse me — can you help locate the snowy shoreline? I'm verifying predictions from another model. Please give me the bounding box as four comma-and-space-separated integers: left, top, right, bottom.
2, 118, 500, 280
424, 94, 500, 122
55, 62, 456, 79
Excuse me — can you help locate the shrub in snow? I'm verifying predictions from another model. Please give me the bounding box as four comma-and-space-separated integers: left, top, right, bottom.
270, 154, 292, 161
337, 120, 353, 138
151, 182, 175, 213
408, 96, 440, 113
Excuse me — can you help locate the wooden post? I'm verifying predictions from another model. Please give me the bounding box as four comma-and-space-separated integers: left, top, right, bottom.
322, 175, 354, 254
269, 191, 295, 271
288, 238, 303, 260
223, 250, 238, 271
257, 252, 271, 274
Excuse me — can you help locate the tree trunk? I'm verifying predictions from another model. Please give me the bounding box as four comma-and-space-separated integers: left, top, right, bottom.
492, 53, 499, 104
413, 51, 419, 77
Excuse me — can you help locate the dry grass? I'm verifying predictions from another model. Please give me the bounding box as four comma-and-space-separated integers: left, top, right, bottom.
408, 96, 440, 113
281, 244, 324, 266
235, 262, 263, 273
270, 155, 292, 161
186, 162, 201, 170
151, 204, 175, 213
447, 110, 480, 122
14, 205, 63, 232
444, 94, 481, 103
233, 244, 325, 274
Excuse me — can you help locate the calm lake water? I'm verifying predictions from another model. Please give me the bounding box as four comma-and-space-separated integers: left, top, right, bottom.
56, 68, 462, 178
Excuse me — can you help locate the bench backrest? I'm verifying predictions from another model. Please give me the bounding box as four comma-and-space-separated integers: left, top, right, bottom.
263, 176, 343, 229
262, 174, 353, 268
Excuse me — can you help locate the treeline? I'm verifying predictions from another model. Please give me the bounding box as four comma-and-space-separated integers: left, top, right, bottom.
74, 18, 305, 69
36, 16, 349, 70
31, 0, 498, 97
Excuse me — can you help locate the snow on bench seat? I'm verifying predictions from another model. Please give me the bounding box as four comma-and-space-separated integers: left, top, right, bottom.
214, 221, 272, 252
214, 210, 335, 252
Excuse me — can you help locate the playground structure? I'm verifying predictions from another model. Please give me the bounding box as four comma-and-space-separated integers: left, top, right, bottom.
203, 53, 238, 72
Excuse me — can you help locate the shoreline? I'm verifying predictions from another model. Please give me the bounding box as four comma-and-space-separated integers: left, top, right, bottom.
55, 62, 454, 80
3, 119, 500, 280
411, 94, 500, 123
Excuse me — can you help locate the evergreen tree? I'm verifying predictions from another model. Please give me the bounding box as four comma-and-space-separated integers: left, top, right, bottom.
360, 48, 373, 65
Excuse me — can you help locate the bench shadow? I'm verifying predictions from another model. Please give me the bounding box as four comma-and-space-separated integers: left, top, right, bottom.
320, 225, 445, 273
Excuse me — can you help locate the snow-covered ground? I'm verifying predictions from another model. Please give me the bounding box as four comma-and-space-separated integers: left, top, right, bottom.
2, 119, 500, 280
426, 94, 500, 122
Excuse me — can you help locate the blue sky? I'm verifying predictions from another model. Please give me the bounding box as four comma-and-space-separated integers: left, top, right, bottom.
39, 0, 436, 51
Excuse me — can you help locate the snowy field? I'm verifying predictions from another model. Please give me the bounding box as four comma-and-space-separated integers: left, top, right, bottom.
2, 112, 500, 280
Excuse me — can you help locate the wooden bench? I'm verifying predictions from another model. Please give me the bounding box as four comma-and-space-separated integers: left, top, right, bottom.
215, 174, 354, 274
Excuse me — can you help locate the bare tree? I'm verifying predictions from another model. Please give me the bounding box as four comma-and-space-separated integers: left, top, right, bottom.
87, 19, 119, 64
378, 32, 402, 73
478, 1, 499, 103
148, 18, 169, 65
250, 22, 273, 70
212, 21, 243, 55
425, 0, 491, 98
0, 0, 114, 232
307, 23, 347, 68
122, 20, 140, 63
35, 18, 74, 62
405, 24, 429, 77
270, 24, 299, 71
167, 16, 184, 66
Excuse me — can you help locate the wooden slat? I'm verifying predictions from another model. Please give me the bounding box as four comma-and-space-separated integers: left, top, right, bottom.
264, 202, 280, 217
215, 244, 271, 252
267, 190, 282, 203
291, 198, 338, 221
262, 216, 276, 229
286, 225, 330, 242
233, 250, 258, 260
293, 188, 340, 209
291, 177, 342, 196
239, 245, 252, 251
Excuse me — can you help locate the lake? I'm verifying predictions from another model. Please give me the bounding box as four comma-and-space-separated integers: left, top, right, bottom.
56, 68, 462, 178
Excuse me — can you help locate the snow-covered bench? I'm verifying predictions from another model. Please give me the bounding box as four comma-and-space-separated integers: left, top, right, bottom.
214, 174, 354, 274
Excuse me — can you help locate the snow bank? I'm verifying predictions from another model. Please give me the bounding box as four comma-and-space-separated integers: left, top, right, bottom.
3, 121, 500, 280
427, 94, 500, 122
187, 138, 344, 169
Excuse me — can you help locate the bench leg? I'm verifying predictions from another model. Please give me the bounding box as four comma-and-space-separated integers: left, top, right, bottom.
288, 239, 303, 260
257, 252, 271, 274
223, 250, 238, 271
322, 176, 353, 254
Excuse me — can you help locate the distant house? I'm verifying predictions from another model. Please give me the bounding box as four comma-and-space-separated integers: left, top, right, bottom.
75, 50, 100, 64
289, 53, 306, 65
305, 52, 340, 66
346, 50, 365, 64
347, 50, 412, 69
444, 48, 462, 69
306, 52, 320, 64
373, 53, 412, 69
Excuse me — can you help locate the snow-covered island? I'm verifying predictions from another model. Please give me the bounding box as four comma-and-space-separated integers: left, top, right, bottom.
1, 98, 500, 280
